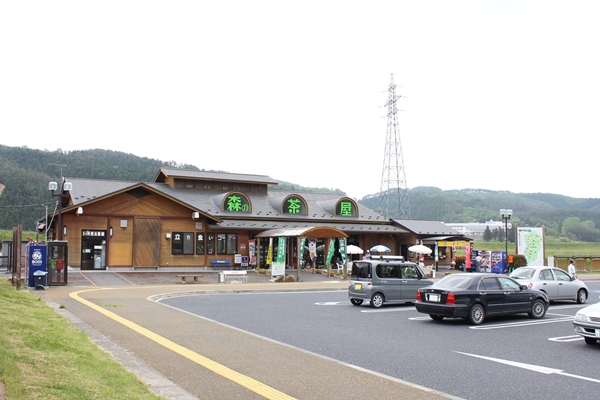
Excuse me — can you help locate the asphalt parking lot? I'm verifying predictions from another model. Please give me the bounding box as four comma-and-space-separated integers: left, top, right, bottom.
34, 270, 457, 400
17, 268, 600, 399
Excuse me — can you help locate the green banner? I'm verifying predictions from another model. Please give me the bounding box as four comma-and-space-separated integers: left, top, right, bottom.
326, 238, 335, 266
299, 237, 306, 267
272, 237, 286, 277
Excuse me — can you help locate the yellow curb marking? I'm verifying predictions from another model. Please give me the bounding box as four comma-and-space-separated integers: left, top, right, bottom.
70, 289, 295, 399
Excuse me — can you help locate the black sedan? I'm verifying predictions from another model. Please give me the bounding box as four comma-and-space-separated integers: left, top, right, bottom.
415, 273, 549, 325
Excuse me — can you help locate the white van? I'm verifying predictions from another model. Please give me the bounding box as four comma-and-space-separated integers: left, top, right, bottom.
348, 260, 434, 308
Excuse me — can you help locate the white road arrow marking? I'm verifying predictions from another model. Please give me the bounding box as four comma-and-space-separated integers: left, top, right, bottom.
455, 351, 600, 383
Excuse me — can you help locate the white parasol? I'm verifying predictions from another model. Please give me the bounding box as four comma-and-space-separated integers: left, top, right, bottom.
346, 245, 364, 254
408, 244, 432, 255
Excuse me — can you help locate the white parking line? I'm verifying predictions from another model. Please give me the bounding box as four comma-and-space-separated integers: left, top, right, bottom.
549, 335, 582, 342
456, 351, 600, 383
361, 307, 416, 313
549, 304, 588, 310
470, 317, 574, 329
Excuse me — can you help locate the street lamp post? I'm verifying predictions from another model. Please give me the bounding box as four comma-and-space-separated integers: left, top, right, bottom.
49, 179, 72, 240
500, 209, 513, 265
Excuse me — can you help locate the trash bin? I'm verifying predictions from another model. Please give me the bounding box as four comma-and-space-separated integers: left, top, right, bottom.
219, 272, 224, 283
33, 270, 48, 290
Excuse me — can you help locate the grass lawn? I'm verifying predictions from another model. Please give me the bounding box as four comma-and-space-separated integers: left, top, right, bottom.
0, 278, 162, 400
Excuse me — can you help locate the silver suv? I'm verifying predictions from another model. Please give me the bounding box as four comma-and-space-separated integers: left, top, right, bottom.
348, 260, 434, 308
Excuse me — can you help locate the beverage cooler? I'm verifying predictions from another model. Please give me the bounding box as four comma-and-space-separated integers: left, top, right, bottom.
47, 240, 68, 286
491, 251, 507, 274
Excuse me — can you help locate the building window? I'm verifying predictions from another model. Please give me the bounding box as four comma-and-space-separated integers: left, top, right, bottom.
217, 233, 238, 254
206, 233, 215, 255
223, 193, 251, 212
283, 196, 307, 214
172, 232, 194, 255
336, 199, 356, 217
196, 232, 205, 255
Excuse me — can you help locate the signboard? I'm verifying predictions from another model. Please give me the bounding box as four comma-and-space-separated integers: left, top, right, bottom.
437, 241, 468, 247
516, 227, 545, 266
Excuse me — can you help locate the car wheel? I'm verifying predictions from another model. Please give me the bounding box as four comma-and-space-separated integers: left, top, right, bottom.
528, 299, 547, 319
467, 304, 485, 325
585, 337, 597, 345
370, 293, 384, 308
350, 298, 363, 306
577, 289, 588, 304
430, 314, 444, 321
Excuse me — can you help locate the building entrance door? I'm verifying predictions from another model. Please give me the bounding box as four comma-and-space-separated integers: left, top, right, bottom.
81, 230, 107, 270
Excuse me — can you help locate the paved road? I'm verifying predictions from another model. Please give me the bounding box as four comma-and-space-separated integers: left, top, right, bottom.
38, 274, 459, 400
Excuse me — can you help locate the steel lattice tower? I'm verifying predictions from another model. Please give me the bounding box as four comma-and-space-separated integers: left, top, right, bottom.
377, 74, 410, 219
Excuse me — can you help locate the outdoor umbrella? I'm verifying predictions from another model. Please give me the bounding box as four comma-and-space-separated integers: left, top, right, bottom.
408, 244, 432, 255
346, 245, 364, 254
370, 245, 391, 253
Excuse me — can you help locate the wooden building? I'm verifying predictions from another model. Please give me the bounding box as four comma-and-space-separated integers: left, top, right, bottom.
44, 168, 465, 271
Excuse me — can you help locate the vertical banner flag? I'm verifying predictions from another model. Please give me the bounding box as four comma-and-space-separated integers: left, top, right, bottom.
267, 237, 273, 265
434, 243, 439, 262
272, 237, 286, 277
326, 238, 335, 266
309, 238, 317, 265
249, 239, 256, 266
299, 237, 306, 267
466, 242, 472, 270
339, 238, 347, 266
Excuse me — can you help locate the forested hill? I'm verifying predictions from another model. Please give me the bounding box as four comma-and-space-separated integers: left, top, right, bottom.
360, 187, 600, 241
0, 145, 341, 230
2, 145, 600, 241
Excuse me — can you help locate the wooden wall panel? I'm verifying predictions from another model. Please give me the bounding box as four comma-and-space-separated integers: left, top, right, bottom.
80, 192, 191, 217
108, 217, 133, 267
133, 218, 160, 267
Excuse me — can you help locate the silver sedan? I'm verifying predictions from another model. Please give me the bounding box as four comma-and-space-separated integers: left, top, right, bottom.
510, 266, 588, 303
574, 298, 600, 345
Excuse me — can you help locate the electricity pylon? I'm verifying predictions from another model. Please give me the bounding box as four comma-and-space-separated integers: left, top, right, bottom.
377, 74, 410, 219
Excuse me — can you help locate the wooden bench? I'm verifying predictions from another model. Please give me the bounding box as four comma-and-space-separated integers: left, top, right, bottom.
222, 270, 248, 284
211, 260, 232, 269
177, 275, 200, 283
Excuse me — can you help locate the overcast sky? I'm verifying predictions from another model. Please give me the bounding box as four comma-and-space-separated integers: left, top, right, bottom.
1, 1, 599, 200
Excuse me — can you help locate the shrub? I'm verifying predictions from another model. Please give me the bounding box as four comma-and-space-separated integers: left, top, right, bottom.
454, 256, 466, 269
510, 254, 527, 268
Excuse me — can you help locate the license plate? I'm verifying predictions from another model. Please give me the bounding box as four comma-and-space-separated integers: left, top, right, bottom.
428, 293, 440, 302
355, 283, 362, 290
596, 330, 600, 338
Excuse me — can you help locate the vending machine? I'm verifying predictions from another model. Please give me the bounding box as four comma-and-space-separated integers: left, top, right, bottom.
491, 251, 507, 274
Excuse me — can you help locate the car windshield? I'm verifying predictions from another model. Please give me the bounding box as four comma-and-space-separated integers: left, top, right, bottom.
434, 275, 473, 289
510, 268, 535, 279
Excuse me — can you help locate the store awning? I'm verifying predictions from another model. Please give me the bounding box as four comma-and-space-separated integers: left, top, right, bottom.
255, 226, 348, 239
208, 220, 408, 234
